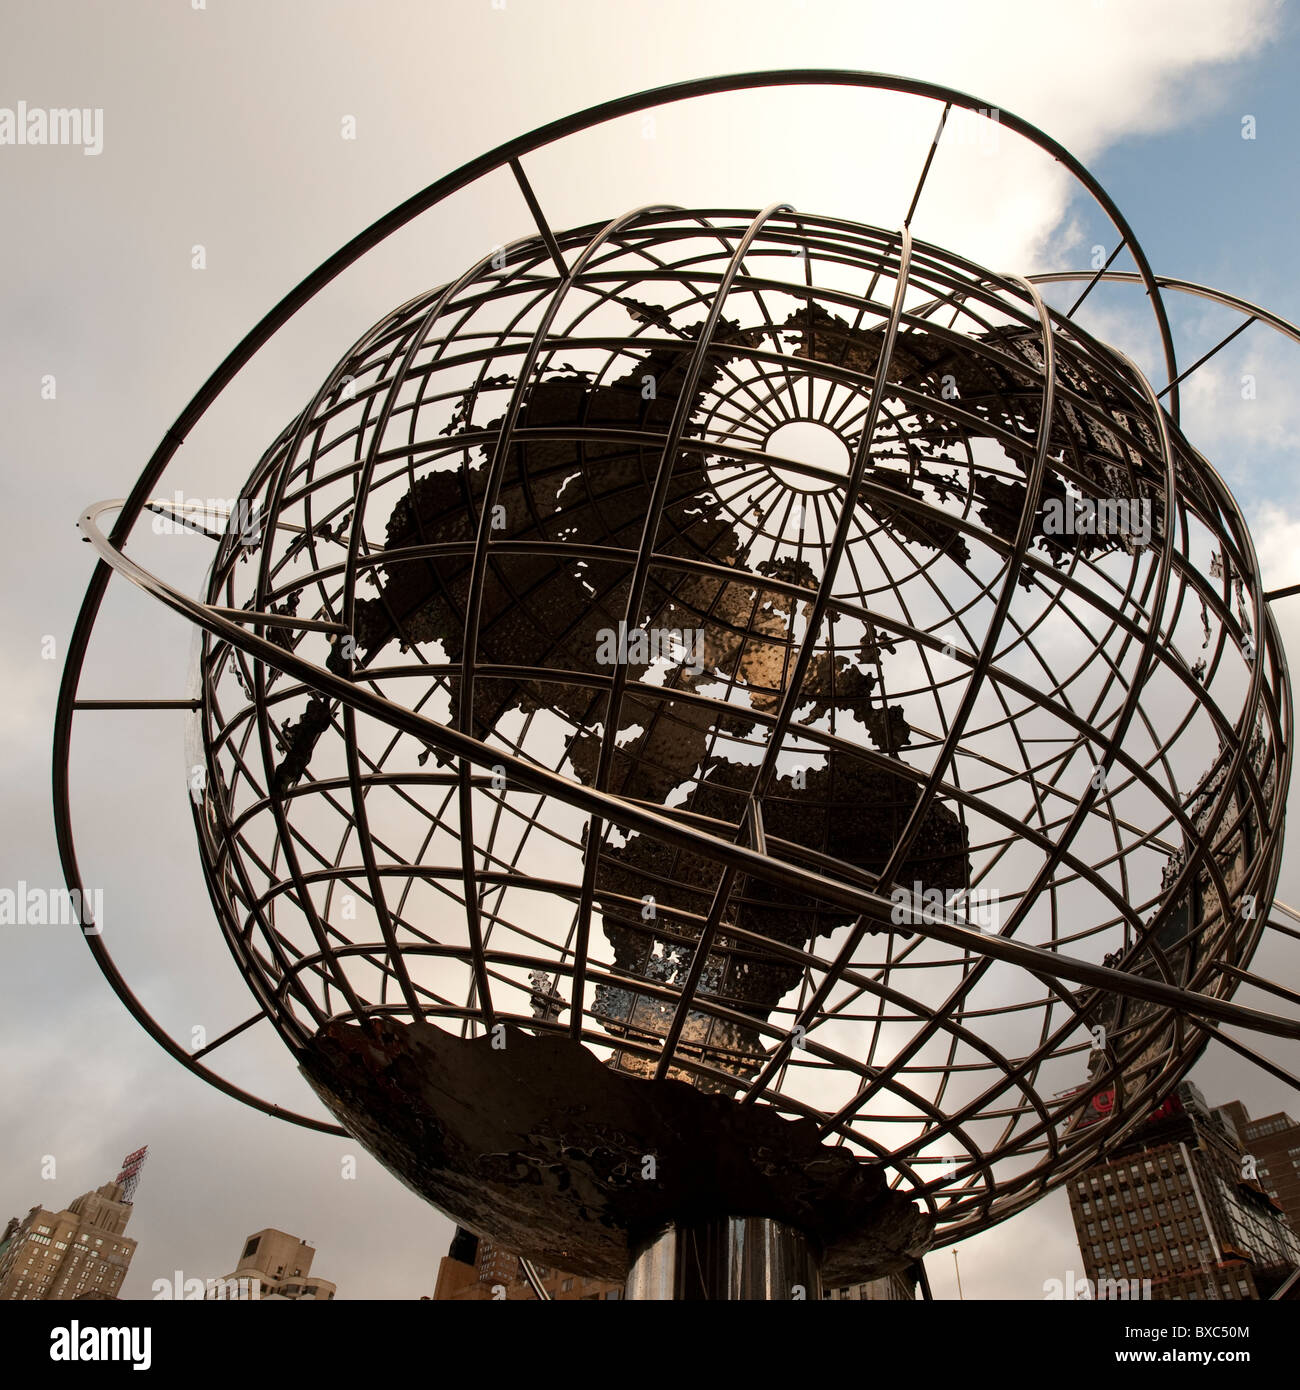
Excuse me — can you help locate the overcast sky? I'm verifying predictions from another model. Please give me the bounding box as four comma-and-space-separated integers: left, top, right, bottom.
3, 0, 1300, 1301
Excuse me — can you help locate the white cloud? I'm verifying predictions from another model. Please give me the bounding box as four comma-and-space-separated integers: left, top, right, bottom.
1246, 500, 1300, 591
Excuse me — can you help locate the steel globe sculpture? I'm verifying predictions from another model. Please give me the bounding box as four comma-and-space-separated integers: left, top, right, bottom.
56, 73, 1300, 1299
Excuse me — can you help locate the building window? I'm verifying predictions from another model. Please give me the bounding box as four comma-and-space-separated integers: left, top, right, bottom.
561, 1278, 573, 1292
241, 1237, 260, 1260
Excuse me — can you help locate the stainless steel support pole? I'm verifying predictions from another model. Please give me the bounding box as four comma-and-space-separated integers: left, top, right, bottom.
625, 1216, 821, 1300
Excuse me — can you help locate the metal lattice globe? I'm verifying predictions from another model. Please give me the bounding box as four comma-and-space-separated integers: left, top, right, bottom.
181, 207, 1284, 1280
58, 75, 1299, 1294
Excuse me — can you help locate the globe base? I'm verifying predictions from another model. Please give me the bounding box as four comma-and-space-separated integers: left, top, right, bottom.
626, 1217, 822, 1301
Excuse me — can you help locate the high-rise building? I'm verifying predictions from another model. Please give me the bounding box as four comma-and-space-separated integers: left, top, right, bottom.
825, 1267, 920, 1300
1213, 1099, 1300, 1237
432, 1231, 918, 1301
208, 1228, 337, 1300
433, 1228, 623, 1301
1067, 1081, 1300, 1300
0, 1159, 142, 1302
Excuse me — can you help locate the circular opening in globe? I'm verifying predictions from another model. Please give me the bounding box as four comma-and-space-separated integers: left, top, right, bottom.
763, 419, 852, 492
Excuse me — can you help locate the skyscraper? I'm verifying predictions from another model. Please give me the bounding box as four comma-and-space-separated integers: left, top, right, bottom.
1213, 1099, 1300, 1238
0, 1156, 143, 1301
433, 1228, 623, 1301
825, 1267, 921, 1300
208, 1228, 337, 1300
1067, 1082, 1300, 1300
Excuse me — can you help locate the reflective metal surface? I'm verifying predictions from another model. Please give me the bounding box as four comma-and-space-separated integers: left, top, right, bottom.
52, 71, 1300, 1270
626, 1217, 821, 1301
